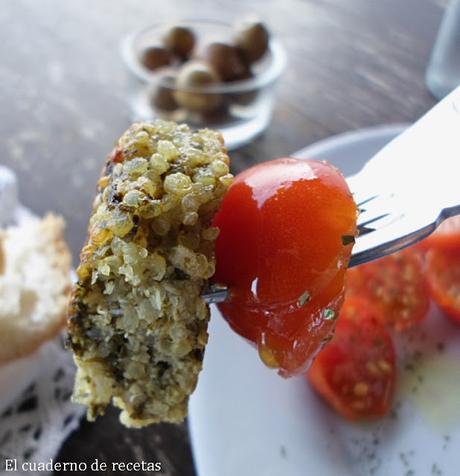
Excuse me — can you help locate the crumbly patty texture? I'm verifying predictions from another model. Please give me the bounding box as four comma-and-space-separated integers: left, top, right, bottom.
67, 120, 233, 427
0, 214, 71, 363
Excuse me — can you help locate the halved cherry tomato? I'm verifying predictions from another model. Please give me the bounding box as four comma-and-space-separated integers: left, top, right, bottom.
346, 248, 429, 332
426, 247, 460, 324
419, 216, 460, 251
213, 158, 357, 377
308, 297, 396, 420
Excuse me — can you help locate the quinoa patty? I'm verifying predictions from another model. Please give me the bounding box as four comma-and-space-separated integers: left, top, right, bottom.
67, 120, 233, 427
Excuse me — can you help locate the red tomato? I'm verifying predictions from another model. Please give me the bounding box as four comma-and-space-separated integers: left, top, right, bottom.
213, 158, 357, 377
308, 297, 396, 420
420, 216, 460, 251
426, 247, 460, 324
346, 248, 429, 332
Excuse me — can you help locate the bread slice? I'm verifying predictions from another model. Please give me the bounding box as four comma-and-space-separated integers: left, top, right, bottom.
0, 214, 72, 364
67, 120, 233, 427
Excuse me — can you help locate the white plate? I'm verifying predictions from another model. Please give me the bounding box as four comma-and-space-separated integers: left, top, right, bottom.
189, 124, 460, 476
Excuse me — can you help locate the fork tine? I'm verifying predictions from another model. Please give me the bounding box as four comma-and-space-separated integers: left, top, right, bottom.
356, 194, 378, 208
358, 213, 390, 228
356, 226, 375, 236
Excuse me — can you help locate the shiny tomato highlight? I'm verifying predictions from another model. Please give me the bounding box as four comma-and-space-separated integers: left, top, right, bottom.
213, 158, 357, 376
308, 297, 396, 420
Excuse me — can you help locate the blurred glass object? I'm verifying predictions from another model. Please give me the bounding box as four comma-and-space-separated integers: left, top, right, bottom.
426, 0, 460, 99
121, 20, 286, 150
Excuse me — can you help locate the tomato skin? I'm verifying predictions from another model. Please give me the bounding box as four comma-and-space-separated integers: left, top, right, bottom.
345, 248, 429, 332
420, 216, 460, 251
308, 297, 396, 420
213, 158, 357, 377
426, 247, 460, 324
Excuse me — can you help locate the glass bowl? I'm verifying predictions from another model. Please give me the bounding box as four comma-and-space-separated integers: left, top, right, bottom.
121, 19, 286, 150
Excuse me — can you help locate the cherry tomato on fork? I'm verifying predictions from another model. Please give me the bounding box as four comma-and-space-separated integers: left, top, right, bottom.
308, 297, 396, 420
346, 248, 429, 332
212, 158, 358, 377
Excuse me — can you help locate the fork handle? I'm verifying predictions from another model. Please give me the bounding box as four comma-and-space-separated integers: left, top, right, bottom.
358, 85, 460, 213
349, 85, 460, 265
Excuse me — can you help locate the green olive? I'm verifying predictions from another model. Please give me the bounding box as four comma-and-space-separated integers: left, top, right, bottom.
174, 62, 222, 113
234, 18, 270, 63
139, 45, 172, 71
203, 42, 250, 82
163, 25, 195, 60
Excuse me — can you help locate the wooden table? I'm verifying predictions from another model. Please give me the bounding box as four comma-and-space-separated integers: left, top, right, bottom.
0, 0, 445, 474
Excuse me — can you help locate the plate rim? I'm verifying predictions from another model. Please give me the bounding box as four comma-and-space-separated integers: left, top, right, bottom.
292, 123, 408, 160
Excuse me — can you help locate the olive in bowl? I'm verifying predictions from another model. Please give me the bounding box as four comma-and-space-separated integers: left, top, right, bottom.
234, 18, 270, 64
139, 45, 172, 71
150, 72, 179, 113
163, 25, 195, 61
203, 42, 250, 82
174, 61, 223, 113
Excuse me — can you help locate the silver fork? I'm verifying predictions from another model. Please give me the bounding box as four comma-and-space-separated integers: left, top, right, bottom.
204, 86, 460, 304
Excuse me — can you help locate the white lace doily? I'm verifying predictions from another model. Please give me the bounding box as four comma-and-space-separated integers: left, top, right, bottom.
0, 336, 85, 476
